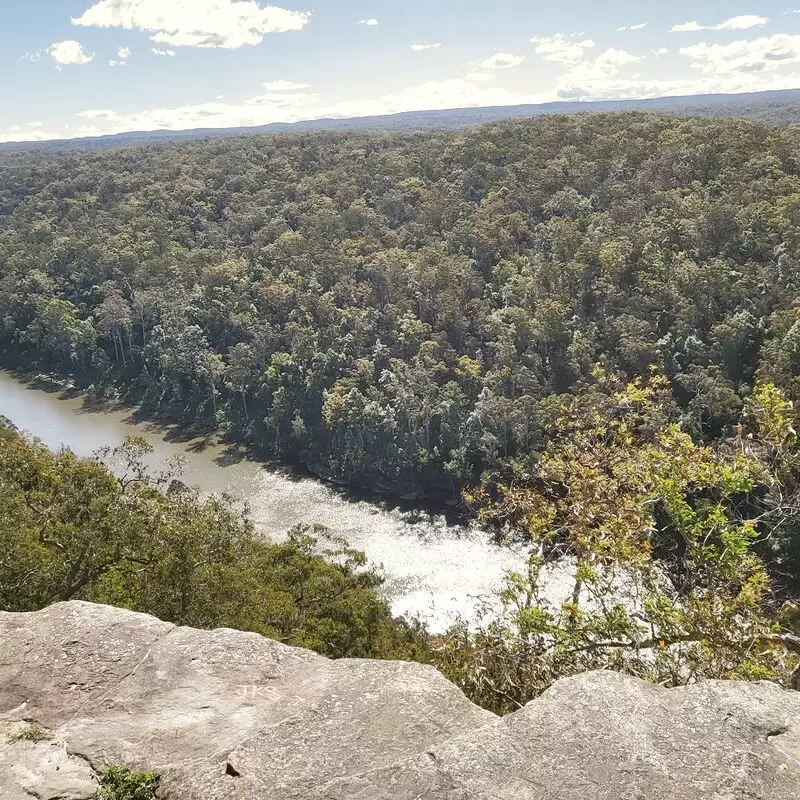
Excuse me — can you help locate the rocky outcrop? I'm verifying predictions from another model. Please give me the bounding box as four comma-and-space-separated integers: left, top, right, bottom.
1, 602, 799, 799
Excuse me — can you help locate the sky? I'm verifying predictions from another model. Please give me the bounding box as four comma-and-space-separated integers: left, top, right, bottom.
3, 1, 800, 143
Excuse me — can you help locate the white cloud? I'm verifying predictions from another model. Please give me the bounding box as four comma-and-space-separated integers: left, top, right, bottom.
717, 16, 769, 30
11, 25, 800, 147
110, 45, 131, 66
672, 22, 704, 32
261, 80, 312, 90
558, 72, 800, 102
532, 33, 596, 65
331, 79, 540, 116
466, 71, 494, 82
357, 18, 378, 26
550, 33, 800, 101
59, 78, 546, 142
531, 34, 662, 102
245, 91, 320, 107
19, 51, 42, 63
550, 47, 643, 99
71, 66, 758, 143
5, 58, 800, 146
48, 40, 95, 66
411, 43, 443, 51
680, 33, 800, 75
28, 122, 43, 128
68, 82, 321, 133
72, 0, 311, 49
0, 126, 63, 142
480, 52, 524, 70
62, 66, 789, 143
241, 81, 319, 108
617, 23, 648, 32
528, 26, 796, 103
565, 48, 642, 82
671, 15, 769, 33
152, 48, 176, 56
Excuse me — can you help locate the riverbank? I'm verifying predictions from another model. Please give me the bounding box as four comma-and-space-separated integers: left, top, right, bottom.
0, 369, 530, 631
10, 368, 472, 522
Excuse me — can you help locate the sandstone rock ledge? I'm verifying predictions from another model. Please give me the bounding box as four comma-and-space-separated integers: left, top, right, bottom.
1, 602, 800, 799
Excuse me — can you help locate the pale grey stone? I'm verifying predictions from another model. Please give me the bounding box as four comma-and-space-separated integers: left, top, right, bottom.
2, 602, 799, 799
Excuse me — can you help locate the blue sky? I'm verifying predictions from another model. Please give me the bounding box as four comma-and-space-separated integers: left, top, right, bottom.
3, 1, 800, 142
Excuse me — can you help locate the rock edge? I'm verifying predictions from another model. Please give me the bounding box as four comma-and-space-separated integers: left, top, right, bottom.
1, 601, 799, 799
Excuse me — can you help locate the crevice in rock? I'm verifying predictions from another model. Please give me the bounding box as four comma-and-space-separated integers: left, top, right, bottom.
226, 761, 242, 777
63, 743, 102, 780
767, 726, 790, 742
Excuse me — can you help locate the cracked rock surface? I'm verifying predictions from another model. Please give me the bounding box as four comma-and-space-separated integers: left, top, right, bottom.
2, 602, 800, 799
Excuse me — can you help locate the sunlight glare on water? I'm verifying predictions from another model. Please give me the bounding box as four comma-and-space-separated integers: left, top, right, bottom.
0, 371, 532, 632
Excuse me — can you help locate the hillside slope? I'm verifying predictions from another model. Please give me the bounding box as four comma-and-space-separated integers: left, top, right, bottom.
4, 113, 800, 501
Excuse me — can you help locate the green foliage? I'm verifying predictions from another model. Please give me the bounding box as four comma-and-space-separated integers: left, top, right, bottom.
436, 375, 800, 714
99, 766, 160, 800
4, 114, 800, 499
0, 431, 426, 662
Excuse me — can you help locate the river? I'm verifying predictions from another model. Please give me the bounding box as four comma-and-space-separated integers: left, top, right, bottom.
0, 370, 533, 631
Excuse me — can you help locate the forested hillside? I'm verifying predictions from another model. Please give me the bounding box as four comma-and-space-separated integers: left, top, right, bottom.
5, 111, 800, 712
2, 112, 800, 501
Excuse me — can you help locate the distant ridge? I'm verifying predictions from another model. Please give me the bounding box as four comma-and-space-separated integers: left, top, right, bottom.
3, 88, 800, 153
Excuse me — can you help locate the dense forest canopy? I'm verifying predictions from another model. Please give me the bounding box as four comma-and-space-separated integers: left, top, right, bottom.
3, 112, 800, 500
